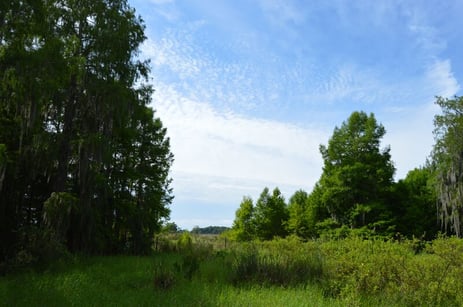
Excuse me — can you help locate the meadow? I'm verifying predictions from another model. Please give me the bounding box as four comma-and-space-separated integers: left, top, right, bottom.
1, 234, 463, 306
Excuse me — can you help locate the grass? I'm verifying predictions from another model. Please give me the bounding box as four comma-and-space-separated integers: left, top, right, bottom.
2, 235, 463, 306
0, 254, 339, 307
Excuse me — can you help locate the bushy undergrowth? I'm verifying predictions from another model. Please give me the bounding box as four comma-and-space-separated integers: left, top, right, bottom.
317, 236, 463, 306
3, 235, 463, 306
132, 234, 463, 305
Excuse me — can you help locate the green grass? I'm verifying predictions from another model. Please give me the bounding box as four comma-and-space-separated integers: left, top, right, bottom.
0, 254, 339, 307
2, 236, 463, 306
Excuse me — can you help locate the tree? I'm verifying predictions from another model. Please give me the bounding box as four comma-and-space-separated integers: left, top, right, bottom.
0, 0, 173, 260
0, 0, 67, 260
315, 111, 395, 232
287, 190, 310, 238
389, 167, 438, 239
254, 187, 288, 240
163, 222, 179, 233
191, 226, 230, 235
432, 96, 463, 237
231, 196, 255, 241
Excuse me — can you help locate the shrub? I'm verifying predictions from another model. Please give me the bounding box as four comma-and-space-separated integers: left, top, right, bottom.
318, 235, 463, 306
177, 232, 193, 251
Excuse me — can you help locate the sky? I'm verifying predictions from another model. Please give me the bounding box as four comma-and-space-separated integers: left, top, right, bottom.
128, 0, 463, 230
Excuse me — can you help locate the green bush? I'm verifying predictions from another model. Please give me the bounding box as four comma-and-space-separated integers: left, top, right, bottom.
317, 235, 463, 306
177, 232, 193, 251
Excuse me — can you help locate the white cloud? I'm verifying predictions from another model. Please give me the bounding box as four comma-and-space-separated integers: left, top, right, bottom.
141, 27, 206, 79
137, 0, 462, 229
153, 83, 327, 184
425, 60, 460, 98
383, 103, 438, 180
383, 60, 459, 180
151, 83, 328, 228
259, 0, 305, 25
406, 8, 447, 57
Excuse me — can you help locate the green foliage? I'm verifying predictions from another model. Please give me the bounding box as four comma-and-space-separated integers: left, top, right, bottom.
230, 111, 440, 241
5, 226, 69, 272
0, 0, 173, 259
0, 254, 331, 306
231, 196, 255, 241
286, 190, 311, 238
42, 192, 77, 242
191, 225, 230, 235
231, 238, 324, 286
389, 167, 439, 239
153, 261, 176, 289
253, 187, 289, 240
162, 222, 180, 233
317, 236, 463, 306
3, 237, 463, 306
315, 111, 395, 233
231, 188, 290, 241
177, 232, 193, 251
431, 95, 463, 236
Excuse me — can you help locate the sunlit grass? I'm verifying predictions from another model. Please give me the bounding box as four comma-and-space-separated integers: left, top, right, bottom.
0, 254, 336, 307
2, 236, 463, 306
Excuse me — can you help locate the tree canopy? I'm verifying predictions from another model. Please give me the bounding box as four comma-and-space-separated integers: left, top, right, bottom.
254, 187, 288, 240
432, 96, 463, 237
389, 167, 438, 239
232, 196, 255, 241
0, 0, 173, 262
230, 111, 440, 241
316, 111, 395, 231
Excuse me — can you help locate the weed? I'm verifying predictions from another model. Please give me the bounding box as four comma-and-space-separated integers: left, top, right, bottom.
153, 262, 175, 289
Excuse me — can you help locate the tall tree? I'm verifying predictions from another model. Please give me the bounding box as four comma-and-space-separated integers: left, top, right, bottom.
254, 187, 288, 240
0, 0, 66, 260
0, 0, 173, 260
389, 167, 438, 239
432, 96, 463, 237
287, 190, 310, 238
231, 196, 255, 241
315, 111, 395, 232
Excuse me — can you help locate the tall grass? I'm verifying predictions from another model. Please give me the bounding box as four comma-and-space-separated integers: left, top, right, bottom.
0, 254, 336, 306
230, 237, 324, 286
2, 235, 463, 306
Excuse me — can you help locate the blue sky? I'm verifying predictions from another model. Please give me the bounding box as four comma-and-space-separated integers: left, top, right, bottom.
129, 0, 462, 230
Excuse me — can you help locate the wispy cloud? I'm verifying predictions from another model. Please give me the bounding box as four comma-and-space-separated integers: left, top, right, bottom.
133, 0, 462, 228
259, 0, 305, 25
142, 22, 207, 79
151, 83, 328, 228
425, 60, 460, 97
153, 83, 326, 185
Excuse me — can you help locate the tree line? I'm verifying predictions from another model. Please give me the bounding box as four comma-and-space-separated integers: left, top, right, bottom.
231, 104, 463, 241
0, 0, 173, 265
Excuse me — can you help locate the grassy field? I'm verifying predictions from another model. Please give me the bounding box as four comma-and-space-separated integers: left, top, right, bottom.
1, 235, 463, 306
0, 255, 338, 306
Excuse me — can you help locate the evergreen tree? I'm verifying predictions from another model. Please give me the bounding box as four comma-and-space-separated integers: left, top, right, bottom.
0, 0, 173, 260
315, 111, 395, 232
231, 196, 255, 241
287, 190, 310, 238
254, 187, 288, 240
431, 96, 463, 236
389, 167, 438, 239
